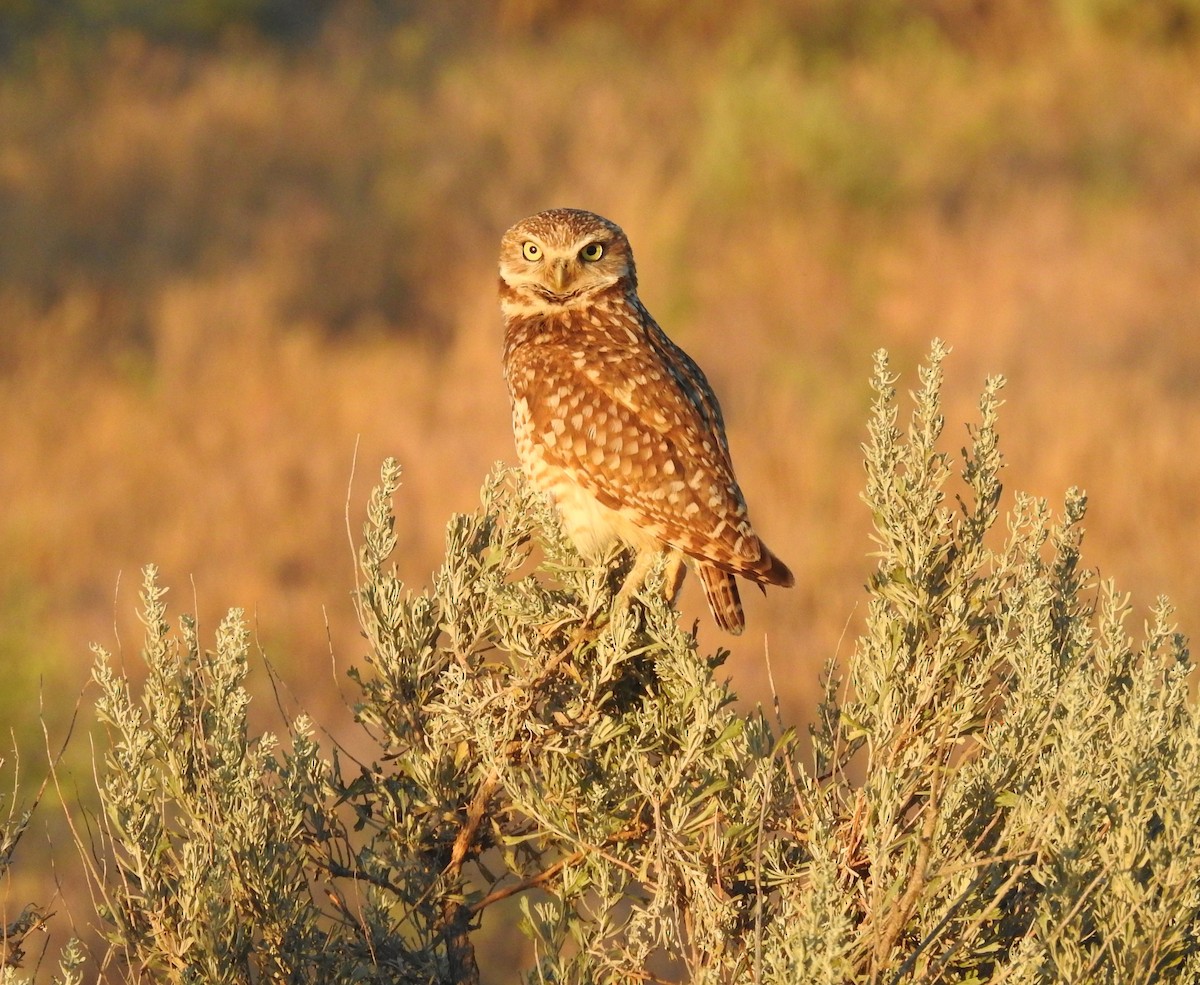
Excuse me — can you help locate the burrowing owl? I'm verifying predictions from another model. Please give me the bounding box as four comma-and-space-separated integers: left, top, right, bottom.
499, 208, 793, 634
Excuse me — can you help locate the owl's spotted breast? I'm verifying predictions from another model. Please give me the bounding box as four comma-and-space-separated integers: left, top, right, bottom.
507, 316, 763, 570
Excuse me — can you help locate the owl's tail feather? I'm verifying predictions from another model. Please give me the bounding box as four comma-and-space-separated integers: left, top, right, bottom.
699, 564, 745, 636
748, 542, 794, 590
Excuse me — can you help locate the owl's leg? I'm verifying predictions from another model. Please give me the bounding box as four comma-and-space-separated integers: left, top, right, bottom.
662, 550, 687, 603
613, 547, 686, 622
613, 549, 655, 615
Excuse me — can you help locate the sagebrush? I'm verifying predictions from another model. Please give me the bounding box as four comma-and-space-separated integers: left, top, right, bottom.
5, 343, 1196, 983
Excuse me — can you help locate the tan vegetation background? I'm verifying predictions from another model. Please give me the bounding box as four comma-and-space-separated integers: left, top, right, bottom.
1, 0, 1199, 976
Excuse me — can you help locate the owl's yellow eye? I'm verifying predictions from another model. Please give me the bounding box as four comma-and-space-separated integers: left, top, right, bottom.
580, 242, 604, 262
521, 242, 541, 261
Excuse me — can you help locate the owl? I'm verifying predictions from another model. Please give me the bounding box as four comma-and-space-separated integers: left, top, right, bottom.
499, 208, 793, 634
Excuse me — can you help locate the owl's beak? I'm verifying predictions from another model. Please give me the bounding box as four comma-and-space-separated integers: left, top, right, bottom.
549, 258, 570, 294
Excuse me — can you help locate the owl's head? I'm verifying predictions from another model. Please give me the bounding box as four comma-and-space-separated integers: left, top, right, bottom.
499, 208, 637, 307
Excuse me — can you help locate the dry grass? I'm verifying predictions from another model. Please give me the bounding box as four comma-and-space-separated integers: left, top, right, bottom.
1, 6, 1199, 977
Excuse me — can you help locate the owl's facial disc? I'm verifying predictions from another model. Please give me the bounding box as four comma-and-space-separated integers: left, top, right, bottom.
502, 240, 622, 302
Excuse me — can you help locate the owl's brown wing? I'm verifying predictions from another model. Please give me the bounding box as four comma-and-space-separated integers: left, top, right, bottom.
510, 332, 765, 572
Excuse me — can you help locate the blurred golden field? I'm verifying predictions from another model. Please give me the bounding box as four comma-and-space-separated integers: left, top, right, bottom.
2, 1, 1200, 975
